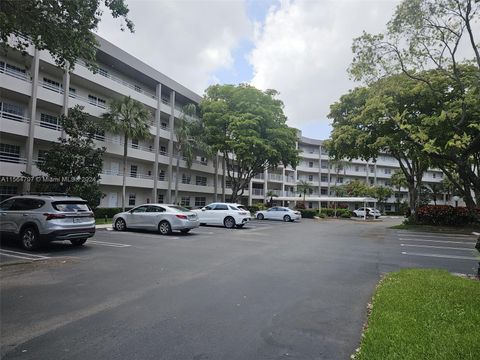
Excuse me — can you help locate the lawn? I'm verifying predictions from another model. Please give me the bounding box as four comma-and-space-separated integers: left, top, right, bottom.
95, 217, 112, 225
355, 269, 480, 360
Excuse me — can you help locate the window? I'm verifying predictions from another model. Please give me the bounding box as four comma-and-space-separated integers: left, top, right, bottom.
161, 122, 168, 130
4, 63, 27, 79
308, 202, 313, 209
0, 143, 20, 162
180, 197, 190, 206
128, 194, 136, 206
213, 204, 228, 210
98, 68, 108, 77
338, 177, 343, 184
134, 84, 142, 92
69, 87, 77, 98
321, 175, 328, 182
309, 161, 313, 168
130, 165, 138, 178
370, 166, 375, 173
321, 188, 328, 195
43, 77, 61, 92
12, 198, 45, 211
158, 170, 165, 181
40, 113, 60, 130
52, 201, 89, 212
225, 180, 232, 188
308, 188, 313, 194
147, 206, 165, 213
196, 176, 207, 186
308, 175, 313, 181
131, 205, 148, 213
195, 197, 206, 207
384, 168, 391, 174
385, 204, 392, 212
132, 139, 139, 149
157, 194, 164, 203
37, 149, 48, 163
182, 174, 191, 184
385, 180, 391, 186
160, 145, 167, 155
369, 179, 374, 185
1, 102, 25, 121
321, 161, 328, 169
432, 173, 436, 179
355, 165, 359, 172
0, 198, 15, 210
88, 94, 107, 108
0, 186, 18, 202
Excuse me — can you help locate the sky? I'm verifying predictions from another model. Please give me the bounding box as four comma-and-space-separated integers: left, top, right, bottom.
96, 0, 401, 140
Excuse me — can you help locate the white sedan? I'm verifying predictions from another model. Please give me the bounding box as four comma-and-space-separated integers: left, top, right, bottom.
353, 207, 381, 218
192, 203, 251, 229
255, 207, 301, 222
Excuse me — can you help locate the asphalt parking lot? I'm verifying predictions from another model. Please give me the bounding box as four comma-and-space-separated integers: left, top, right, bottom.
1, 218, 478, 360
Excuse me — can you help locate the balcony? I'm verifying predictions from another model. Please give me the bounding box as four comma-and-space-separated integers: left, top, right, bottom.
268, 174, 283, 182
252, 188, 264, 196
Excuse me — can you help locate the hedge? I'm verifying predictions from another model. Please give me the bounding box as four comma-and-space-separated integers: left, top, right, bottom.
94, 207, 130, 218
416, 205, 478, 226
299, 209, 317, 218
318, 208, 353, 217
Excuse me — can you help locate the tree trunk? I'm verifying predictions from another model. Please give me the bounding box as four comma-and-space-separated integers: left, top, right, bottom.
122, 134, 128, 211
213, 155, 218, 202
174, 154, 180, 205
222, 157, 226, 202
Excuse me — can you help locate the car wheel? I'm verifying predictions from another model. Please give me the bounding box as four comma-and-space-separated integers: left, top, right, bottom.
180, 229, 190, 234
115, 218, 126, 231
257, 213, 264, 220
283, 215, 291, 222
224, 216, 236, 229
236, 224, 244, 229
70, 238, 87, 246
158, 221, 172, 235
20, 226, 40, 251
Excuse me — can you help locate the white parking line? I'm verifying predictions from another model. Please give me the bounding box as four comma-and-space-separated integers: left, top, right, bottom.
88, 240, 131, 248
0, 249, 50, 261
401, 251, 478, 261
397, 232, 474, 239
400, 243, 475, 251
399, 238, 475, 245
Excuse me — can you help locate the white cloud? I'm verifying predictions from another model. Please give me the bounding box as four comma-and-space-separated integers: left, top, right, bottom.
249, 0, 400, 135
96, 0, 252, 95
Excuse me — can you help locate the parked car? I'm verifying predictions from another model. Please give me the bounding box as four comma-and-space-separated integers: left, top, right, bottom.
255, 207, 301, 222
191, 202, 250, 228
353, 207, 381, 218
0, 194, 95, 250
112, 204, 199, 234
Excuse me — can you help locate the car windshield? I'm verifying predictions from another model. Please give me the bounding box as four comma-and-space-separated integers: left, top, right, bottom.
52, 201, 90, 212
168, 205, 190, 213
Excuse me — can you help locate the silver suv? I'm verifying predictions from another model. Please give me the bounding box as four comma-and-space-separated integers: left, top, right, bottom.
0, 194, 96, 250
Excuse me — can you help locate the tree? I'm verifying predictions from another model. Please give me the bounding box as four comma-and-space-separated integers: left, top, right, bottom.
102, 96, 151, 211
34, 106, 105, 209
349, 0, 480, 218
173, 104, 212, 204
0, 0, 133, 70
426, 183, 443, 205
296, 180, 313, 202
326, 75, 430, 215
266, 190, 279, 207
200, 84, 299, 203
390, 170, 408, 210
372, 186, 393, 212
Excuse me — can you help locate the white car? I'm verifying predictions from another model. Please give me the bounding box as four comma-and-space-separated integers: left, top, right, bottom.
255, 207, 301, 222
353, 207, 381, 218
192, 202, 251, 228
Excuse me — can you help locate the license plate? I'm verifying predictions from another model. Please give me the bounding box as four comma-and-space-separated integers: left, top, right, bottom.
73, 217, 84, 223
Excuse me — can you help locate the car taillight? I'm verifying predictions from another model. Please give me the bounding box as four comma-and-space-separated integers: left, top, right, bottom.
176, 214, 188, 219
43, 213, 66, 220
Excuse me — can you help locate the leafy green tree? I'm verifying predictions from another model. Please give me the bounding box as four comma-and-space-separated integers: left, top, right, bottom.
296, 180, 313, 202
35, 106, 105, 209
266, 190, 279, 207
349, 0, 480, 218
0, 0, 133, 70
102, 96, 151, 211
390, 170, 408, 210
343, 180, 374, 197
200, 84, 299, 203
372, 186, 393, 212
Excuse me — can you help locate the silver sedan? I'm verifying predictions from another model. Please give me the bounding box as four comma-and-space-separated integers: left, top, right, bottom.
112, 204, 200, 235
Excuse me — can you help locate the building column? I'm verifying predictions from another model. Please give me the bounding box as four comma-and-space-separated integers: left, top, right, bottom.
374, 163, 377, 185
166, 90, 175, 203
60, 64, 70, 139
365, 161, 369, 184
24, 47, 40, 192
263, 169, 268, 203
213, 153, 218, 202
248, 179, 253, 206
318, 144, 322, 195
152, 83, 162, 201
222, 156, 226, 202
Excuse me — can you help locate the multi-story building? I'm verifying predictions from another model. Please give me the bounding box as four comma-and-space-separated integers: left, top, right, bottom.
0, 34, 446, 211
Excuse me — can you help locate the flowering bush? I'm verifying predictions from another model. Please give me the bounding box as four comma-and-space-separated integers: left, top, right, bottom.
416, 205, 478, 226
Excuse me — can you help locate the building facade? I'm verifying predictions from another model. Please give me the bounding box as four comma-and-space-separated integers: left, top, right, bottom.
0, 35, 446, 211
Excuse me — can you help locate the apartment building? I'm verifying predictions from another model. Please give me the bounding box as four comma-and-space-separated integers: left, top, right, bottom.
0, 35, 445, 211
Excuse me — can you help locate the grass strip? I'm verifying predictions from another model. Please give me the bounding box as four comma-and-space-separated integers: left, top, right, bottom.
356, 269, 480, 360
390, 223, 480, 234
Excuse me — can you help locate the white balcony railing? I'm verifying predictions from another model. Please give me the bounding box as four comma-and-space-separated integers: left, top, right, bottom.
0, 110, 30, 123
252, 188, 264, 196
268, 174, 283, 181
0, 65, 31, 82
0, 154, 27, 164
35, 119, 62, 131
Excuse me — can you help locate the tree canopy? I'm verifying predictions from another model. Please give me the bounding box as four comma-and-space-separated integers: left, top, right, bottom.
200, 84, 299, 202
0, 0, 133, 69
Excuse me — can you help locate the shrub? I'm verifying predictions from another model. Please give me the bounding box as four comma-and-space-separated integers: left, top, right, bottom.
94, 207, 124, 218
318, 213, 326, 219
295, 202, 306, 210
340, 212, 352, 218
318, 208, 352, 217
416, 205, 478, 226
299, 209, 316, 218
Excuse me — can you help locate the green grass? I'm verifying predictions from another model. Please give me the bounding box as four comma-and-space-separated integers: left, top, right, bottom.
95, 218, 112, 225
390, 223, 480, 235
356, 269, 480, 360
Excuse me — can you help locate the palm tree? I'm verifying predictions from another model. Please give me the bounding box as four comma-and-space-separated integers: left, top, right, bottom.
266, 190, 278, 207
297, 180, 313, 202
174, 104, 212, 204
103, 96, 151, 211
